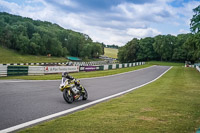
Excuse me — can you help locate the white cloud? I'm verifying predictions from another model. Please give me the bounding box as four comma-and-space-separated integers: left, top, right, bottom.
56, 0, 77, 8
127, 28, 161, 38
0, 0, 21, 13
113, 2, 173, 23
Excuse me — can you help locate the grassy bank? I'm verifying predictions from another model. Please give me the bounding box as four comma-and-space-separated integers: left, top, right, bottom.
18, 66, 200, 133
104, 48, 118, 58
0, 46, 68, 64
0, 64, 151, 80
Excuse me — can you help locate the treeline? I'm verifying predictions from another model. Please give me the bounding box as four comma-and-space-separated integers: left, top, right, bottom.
118, 33, 200, 63
106, 44, 119, 49
0, 12, 104, 58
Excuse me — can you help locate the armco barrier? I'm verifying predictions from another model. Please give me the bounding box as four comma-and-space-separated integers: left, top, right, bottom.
0, 66, 7, 77
7, 66, 28, 76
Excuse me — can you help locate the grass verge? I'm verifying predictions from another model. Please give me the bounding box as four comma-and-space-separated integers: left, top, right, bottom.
0, 64, 151, 80
18, 66, 200, 133
147, 61, 184, 66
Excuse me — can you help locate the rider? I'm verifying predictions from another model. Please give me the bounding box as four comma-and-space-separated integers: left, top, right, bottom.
61, 72, 84, 92
62, 72, 74, 81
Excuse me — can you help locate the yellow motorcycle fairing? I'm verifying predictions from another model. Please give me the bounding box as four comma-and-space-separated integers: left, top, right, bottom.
60, 80, 75, 92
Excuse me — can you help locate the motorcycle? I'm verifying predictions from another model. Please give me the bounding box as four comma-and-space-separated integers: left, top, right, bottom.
59, 77, 88, 104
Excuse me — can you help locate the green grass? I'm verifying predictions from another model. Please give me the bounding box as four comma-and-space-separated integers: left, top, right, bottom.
0, 64, 151, 80
104, 47, 118, 59
0, 46, 68, 64
18, 66, 200, 133
147, 61, 184, 66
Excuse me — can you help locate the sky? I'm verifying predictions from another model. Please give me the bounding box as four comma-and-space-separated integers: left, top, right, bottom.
0, 0, 199, 46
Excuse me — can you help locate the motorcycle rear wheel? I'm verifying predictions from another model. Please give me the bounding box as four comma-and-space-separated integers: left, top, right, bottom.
63, 89, 74, 104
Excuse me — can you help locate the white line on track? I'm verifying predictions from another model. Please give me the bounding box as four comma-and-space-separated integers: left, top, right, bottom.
0, 66, 172, 133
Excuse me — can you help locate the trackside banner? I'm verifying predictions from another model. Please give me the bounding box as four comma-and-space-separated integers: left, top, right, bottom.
79, 66, 100, 71
44, 66, 79, 74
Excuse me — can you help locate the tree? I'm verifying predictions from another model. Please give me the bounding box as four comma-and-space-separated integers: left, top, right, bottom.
184, 33, 200, 62
16, 34, 29, 54
118, 38, 139, 63
172, 34, 189, 61
0, 25, 13, 48
137, 37, 157, 61
80, 43, 92, 59
91, 42, 103, 58
153, 35, 175, 61
190, 5, 200, 33
30, 33, 42, 55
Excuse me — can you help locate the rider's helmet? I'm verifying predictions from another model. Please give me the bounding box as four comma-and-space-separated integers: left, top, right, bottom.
62, 72, 68, 78
75, 80, 80, 86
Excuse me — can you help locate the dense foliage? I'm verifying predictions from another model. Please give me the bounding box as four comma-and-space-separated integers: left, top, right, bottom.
118, 33, 200, 63
0, 12, 104, 58
106, 44, 119, 49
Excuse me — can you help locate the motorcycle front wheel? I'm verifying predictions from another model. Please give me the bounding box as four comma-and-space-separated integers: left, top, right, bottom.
63, 89, 74, 104
82, 88, 88, 100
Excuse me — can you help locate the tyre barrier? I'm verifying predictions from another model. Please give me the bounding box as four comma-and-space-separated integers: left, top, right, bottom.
0, 62, 145, 77
7, 66, 28, 76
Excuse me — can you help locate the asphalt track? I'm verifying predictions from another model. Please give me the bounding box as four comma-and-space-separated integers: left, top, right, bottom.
0, 65, 171, 132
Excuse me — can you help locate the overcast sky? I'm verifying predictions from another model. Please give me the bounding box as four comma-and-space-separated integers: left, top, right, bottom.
0, 0, 199, 46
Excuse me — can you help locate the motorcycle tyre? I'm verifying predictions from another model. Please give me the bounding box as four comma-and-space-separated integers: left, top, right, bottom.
82, 88, 88, 100
63, 89, 74, 104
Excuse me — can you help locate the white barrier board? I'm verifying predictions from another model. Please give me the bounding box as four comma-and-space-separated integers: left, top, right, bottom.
112, 64, 116, 69
104, 65, 108, 70
0, 66, 7, 77
28, 66, 44, 75
44, 66, 79, 74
